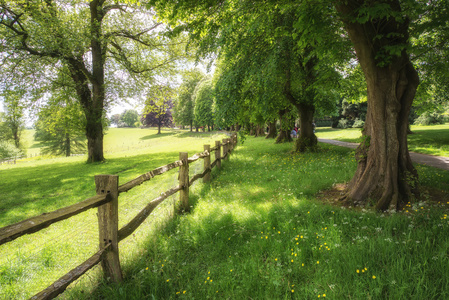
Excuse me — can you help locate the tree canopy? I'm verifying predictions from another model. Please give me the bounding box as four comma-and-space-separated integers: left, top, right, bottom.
0, 0, 187, 162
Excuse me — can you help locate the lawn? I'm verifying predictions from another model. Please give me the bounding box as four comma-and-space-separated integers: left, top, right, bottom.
316, 123, 449, 157
1, 129, 448, 299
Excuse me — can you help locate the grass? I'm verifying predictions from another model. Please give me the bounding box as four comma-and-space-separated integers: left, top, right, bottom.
315, 123, 449, 157
1, 128, 449, 299
0, 128, 228, 299
64, 137, 448, 299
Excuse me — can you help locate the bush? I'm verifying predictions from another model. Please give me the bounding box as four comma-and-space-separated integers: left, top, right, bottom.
337, 118, 351, 129
352, 118, 365, 128
414, 111, 445, 125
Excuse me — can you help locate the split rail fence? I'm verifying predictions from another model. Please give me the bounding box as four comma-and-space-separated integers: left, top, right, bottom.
0, 133, 238, 300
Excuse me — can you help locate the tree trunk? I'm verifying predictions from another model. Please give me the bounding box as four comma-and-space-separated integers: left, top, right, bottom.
335, 0, 420, 210
275, 109, 293, 143
190, 121, 193, 131
266, 121, 277, 139
65, 133, 71, 157
283, 51, 317, 151
294, 102, 317, 152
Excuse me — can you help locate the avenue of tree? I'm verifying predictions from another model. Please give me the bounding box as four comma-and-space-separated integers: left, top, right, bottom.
1, 0, 448, 210
147, 0, 448, 210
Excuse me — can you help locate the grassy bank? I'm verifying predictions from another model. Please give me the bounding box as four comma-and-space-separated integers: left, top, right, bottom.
316, 123, 449, 157
61, 136, 449, 300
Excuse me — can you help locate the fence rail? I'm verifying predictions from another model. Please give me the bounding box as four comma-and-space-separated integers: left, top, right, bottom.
0, 133, 238, 300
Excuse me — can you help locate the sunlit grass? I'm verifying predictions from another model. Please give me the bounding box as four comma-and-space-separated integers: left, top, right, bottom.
1, 129, 448, 299
64, 136, 449, 299
0, 129, 227, 299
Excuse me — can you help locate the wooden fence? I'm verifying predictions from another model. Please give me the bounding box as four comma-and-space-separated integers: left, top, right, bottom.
0, 133, 238, 300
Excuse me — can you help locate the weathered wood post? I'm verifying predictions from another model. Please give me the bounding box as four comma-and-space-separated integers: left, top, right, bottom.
225, 138, 230, 160
203, 145, 211, 183
179, 152, 190, 212
222, 139, 227, 160
95, 175, 123, 282
215, 140, 221, 169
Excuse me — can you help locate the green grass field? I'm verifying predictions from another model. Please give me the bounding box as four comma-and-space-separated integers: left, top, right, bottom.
1, 127, 449, 299
316, 123, 449, 157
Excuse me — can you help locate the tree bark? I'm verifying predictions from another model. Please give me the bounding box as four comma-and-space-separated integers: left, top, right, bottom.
294, 102, 317, 152
335, 0, 419, 210
266, 121, 277, 139
65, 133, 71, 157
275, 109, 293, 143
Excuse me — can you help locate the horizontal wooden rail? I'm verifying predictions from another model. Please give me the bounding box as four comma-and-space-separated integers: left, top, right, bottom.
0, 194, 110, 246
189, 168, 210, 186
30, 243, 111, 300
118, 185, 182, 242
118, 160, 183, 193
187, 150, 210, 163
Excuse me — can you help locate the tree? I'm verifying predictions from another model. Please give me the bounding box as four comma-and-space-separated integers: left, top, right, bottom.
109, 114, 121, 127
0, 140, 22, 161
0, 0, 185, 163
334, 0, 420, 209
142, 85, 174, 134
1, 89, 26, 149
193, 78, 214, 131
174, 69, 204, 131
120, 110, 140, 128
34, 95, 86, 157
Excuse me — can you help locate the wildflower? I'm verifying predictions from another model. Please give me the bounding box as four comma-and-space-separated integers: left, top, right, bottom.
372, 275, 376, 279
356, 269, 360, 273
183, 291, 186, 294
317, 261, 319, 264
292, 290, 294, 293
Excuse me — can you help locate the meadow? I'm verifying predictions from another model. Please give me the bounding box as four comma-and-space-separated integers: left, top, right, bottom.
1, 127, 449, 299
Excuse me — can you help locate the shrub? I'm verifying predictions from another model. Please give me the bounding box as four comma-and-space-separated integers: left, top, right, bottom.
414, 111, 445, 125
352, 118, 365, 128
337, 118, 351, 129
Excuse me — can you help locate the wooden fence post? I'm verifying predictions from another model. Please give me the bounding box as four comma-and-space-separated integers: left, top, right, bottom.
222, 139, 228, 160
223, 139, 231, 160
215, 140, 221, 169
179, 152, 190, 212
95, 175, 123, 283
203, 145, 211, 183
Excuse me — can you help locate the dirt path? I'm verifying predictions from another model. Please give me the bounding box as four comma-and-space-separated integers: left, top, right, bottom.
318, 138, 449, 171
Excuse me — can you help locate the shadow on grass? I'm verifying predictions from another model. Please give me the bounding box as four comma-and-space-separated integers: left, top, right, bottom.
139, 132, 179, 140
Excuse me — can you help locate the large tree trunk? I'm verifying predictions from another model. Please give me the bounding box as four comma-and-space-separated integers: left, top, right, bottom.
266, 121, 277, 139
335, 0, 419, 210
69, 64, 104, 163
294, 102, 317, 152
